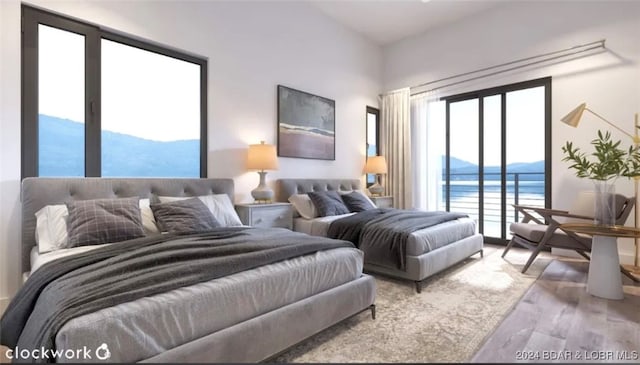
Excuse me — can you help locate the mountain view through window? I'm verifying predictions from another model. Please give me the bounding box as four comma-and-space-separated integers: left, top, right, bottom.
31, 17, 205, 178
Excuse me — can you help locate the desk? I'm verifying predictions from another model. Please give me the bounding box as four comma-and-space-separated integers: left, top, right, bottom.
560, 223, 640, 300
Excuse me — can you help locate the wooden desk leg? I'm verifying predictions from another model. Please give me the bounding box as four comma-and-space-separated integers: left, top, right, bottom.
587, 235, 624, 300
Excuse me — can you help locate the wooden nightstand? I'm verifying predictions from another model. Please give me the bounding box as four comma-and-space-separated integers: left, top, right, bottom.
370, 196, 394, 208
235, 203, 293, 229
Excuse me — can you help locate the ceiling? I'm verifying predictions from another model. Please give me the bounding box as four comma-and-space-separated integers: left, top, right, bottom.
309, 0, 501, 46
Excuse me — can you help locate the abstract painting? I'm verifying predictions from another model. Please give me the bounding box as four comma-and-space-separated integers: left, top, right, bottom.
277, 85, 335, 160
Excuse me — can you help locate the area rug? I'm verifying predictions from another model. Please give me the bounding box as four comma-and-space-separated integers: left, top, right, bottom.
273, 245, 551, 363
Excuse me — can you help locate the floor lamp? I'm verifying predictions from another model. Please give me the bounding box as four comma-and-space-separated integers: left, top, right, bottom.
561, 103, 640, 277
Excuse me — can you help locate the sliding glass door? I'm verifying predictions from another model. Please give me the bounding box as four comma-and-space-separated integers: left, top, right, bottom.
444, 78, 551, 245
447, 99, 480, 222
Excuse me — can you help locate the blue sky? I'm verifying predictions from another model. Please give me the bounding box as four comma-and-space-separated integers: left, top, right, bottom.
39, 24, 200, 142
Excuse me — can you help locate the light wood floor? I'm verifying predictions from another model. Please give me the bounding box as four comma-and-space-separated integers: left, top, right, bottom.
0, 299, 8, 363
0, 346, 8, 364
472, 258, 640, 363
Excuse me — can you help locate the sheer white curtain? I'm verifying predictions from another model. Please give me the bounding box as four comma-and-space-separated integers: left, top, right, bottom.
410, 91, 445, 211
381, 88, 411, 209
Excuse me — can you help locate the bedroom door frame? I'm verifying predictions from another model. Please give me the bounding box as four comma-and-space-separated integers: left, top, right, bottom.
442, 77, 552, 245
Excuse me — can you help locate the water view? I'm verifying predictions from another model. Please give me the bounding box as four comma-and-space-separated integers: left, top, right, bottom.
446, 167, 545, 238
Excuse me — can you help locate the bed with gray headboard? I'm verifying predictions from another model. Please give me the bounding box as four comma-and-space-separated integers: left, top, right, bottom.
277, 178, 484, 292
9, 177, 376, 363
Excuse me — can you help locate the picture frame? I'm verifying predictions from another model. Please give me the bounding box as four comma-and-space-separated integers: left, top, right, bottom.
277, 85, 335, 160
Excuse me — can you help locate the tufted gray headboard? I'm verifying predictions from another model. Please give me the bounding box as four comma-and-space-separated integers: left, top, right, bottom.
21, 177, 234, 273
276, 179, 361, 202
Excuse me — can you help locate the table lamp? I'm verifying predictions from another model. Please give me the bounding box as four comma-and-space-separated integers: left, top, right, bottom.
247, 141, 278, 203
364, 155, 387, 196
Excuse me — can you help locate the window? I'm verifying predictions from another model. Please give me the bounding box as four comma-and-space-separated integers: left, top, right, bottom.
442, 77, 551, 245
36, 23, 86, 177
22, 6, 207, 178
366, 106, 380, 187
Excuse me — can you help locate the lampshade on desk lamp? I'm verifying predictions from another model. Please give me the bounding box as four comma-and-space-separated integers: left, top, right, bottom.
364, 155, 387, 197
247, 141, 278, 203
561, 102, 640, 278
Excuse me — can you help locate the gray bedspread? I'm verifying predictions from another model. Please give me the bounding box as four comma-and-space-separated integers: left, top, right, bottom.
1, 227, 354, 363
327, 209, 467, 270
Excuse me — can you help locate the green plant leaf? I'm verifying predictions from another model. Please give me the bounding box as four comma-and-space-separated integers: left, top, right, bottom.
562, 129, 639, 181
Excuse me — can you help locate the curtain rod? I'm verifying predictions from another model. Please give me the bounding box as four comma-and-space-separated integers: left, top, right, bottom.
406, 39, 606, 97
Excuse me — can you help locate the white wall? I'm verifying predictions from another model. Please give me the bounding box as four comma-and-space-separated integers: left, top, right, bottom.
0, 0, 22, 310
0, 0, 381, 301
383, 1, 640, 263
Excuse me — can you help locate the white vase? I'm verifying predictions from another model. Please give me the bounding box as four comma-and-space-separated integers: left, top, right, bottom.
593, 179, 617, 226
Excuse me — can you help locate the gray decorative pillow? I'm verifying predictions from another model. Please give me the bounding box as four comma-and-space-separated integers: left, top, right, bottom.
308, 191, 350, 217
151, 197, 221, 234
66, 197, 145, 247
341, 191, 376, 212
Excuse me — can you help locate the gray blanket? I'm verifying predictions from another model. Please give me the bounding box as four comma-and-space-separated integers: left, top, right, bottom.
327, 209, 467, 270
1, 227, 354, 363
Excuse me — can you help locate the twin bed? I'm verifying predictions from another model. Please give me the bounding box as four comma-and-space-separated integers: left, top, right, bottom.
277, 179, 484, 293
4, 177, 483, 363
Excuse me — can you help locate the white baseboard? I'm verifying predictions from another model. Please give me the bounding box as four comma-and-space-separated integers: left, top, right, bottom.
619, 252, 636, 266
551, 248, 581, 259
552, 248, 636, 265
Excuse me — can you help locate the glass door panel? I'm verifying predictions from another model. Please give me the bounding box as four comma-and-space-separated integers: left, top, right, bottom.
449, 99, 479, 221
38, 24, 85, 176
482, 95, 503, 238
506, 87, 546, 233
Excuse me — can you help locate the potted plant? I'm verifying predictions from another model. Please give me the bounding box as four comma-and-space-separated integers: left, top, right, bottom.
562, 130, 640, 224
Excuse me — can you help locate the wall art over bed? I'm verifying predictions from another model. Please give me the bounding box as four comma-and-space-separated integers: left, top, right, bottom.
277, 85, 335, 160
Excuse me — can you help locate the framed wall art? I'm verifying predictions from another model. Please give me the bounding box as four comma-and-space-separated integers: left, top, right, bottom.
277, 85, 335, 160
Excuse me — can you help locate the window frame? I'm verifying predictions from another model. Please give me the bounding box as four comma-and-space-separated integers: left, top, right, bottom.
441, 77, 552, 245
365, 106, 380, 188
21, 5, 208, 178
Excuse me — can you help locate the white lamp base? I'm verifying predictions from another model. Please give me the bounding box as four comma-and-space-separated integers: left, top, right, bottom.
368, 174, 384, 196
251, 171, 274, 203
368, 183, 384, 197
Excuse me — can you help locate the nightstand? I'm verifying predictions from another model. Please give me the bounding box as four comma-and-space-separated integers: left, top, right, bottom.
370, 196, 394, 209
235, 203, 293, 229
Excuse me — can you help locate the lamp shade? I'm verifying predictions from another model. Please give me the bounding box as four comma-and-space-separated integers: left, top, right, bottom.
364, 156, 388, 174
561, 102, 587, 127
247, 141, 278, 170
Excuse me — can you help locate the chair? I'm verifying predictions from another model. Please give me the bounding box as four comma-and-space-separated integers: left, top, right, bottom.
502, 191, 639, 282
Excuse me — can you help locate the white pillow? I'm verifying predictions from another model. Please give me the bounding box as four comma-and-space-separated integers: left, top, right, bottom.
139, 198, 160, 235
35, 199, 160, 254
338, 190, 377, 208
157, 194, 243, 227
288, 194, 318, 219
35, 204, 69, 253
